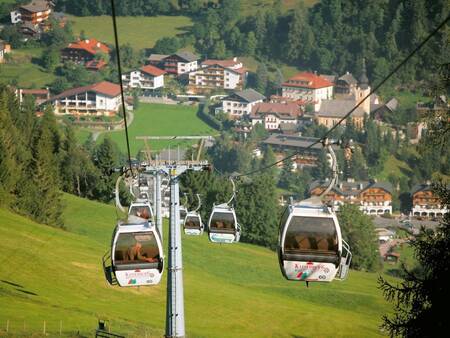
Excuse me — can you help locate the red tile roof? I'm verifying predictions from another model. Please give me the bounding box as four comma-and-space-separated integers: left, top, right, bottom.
140, 64, 166, 76
21, 88, 49, 95
283, 72, 333, 89
49, 81, 120, 102
66, 39, 110, 56
85, 59, 107, 70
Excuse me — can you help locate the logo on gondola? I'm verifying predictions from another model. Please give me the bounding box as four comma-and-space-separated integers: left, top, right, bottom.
135, 269, 141, 272
128, 279, 137, 285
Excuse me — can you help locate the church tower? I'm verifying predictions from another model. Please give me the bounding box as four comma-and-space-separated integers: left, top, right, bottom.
355, 58, 371, 114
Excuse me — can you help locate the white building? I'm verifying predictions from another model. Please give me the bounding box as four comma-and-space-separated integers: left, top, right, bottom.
222, 88, 265, 118
122, 64, 166, 91
250, 102, 301, 131
188, 58, 247, 93
46, 81, 121, 116
282, 72, 333, 111
148, 51, 199, 76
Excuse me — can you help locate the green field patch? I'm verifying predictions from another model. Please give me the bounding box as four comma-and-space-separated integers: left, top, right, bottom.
68, 15, 193, 50
376, 155, 413, 182
97, 103, 217, 156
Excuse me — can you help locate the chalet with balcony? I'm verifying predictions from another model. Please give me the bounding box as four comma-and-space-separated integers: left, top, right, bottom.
45, 81, 121, 116
122, 65, 166, 92
335, 72, 357, 95
281, 72, 333, 111
188, 58, 246, 93
222, 88, 265, 118
411, 183, 448, 218
10, 0, 52, 25
61, 39, 110, 68
250, 102, 302, 131
309, 179, 393, 215
147, 52, 198, 76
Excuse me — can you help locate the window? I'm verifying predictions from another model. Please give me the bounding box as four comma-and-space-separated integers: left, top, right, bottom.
284, 216, 338, 254
129, 205, 152, 220
114, 232, 159, 264
210, 212, 235, 230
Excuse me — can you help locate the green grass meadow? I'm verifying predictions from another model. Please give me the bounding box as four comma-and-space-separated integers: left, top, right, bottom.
0, 193, 394, 337
0, 48, 56, 88
96, 103, 217, 156
68, 15, 193, 50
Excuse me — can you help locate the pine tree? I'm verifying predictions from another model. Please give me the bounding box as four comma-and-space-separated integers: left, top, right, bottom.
0, 90, 19, 205
379, 183, 450, 337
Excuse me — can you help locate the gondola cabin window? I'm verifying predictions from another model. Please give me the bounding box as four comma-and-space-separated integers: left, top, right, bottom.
284, 216, 338, 254
114, 232, 159, 265
185, 216, 200, 228
210, 212, 235, 230
180, 209, 187, 219
129, 206, 151, 219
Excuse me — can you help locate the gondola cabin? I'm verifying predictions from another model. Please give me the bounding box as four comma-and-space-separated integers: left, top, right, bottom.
184, 212, 204, 235
129, 202, 154, 221
137, 191, 150, 202
179, 206, 187, 225
208, 203, 240, 243
278, 200, 349, 283
111, 217, 164, 287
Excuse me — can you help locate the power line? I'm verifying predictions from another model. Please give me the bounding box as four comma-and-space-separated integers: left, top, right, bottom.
234, 13, 450, 178
110, 0, 133, 173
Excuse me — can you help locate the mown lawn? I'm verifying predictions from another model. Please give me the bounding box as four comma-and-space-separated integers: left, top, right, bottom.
0, 193, 393, 337
68, 15, 193, 50
97, 103, 217, 156
376, 155, 413, 182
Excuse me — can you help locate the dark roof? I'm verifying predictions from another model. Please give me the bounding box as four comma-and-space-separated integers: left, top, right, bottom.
310, 180, 393, 196
338, 72, 357, 85
279, 122, 298, 132
317, 99, 365, 118
251, 102, 300, 120
174, 51, 198, 62
411, 183, 433, 195
385, 98, 398, 111
20, 1, 50, 13
263, 134, 334, 151
224, 88, 265, 103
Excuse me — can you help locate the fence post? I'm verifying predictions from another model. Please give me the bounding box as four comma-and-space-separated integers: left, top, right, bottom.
43, 320, 46, 335
59, 320, 62, 336
6, 319, 9, 333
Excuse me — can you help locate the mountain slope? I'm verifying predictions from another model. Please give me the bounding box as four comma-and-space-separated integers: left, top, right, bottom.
0, 194, 391, 337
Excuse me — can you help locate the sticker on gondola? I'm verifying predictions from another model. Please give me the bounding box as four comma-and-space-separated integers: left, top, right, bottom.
284, 261, 337, 282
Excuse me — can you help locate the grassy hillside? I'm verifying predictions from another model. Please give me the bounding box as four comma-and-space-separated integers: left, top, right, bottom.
68, 15, 193, 50
0, 193, 393, 337
96, 103, 217, 156
241, 0, 318, 15
0, 48, 57, 88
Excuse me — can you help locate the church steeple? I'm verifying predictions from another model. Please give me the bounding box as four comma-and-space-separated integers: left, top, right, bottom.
359, 58, 369, 89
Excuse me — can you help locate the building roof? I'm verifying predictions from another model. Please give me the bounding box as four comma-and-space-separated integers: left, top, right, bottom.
338, 72, 357, 85
65, 39, 110, 56
411, 183, 433, 195
224, 88, 265, 103
317, 99, 365, 118
309, 179, 393, 196
320, 74, 337, 83
283, 72, 334, 89
202, 58, 241, 69
251, 102, 301, 120
85, 59, 107, 70
21, 88, 49, 95
48, 81, 121, 102
20, 0, 51, 13
173, 51, 198, 63
140, 64, 166, 76
21, 22, 40, 33
385, 97, 398, 111
148, 54, 169, 62
263, 134, 329, 151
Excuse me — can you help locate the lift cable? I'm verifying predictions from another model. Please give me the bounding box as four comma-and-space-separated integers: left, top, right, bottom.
110, 0, 133, 173
232, 13, 450, 179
